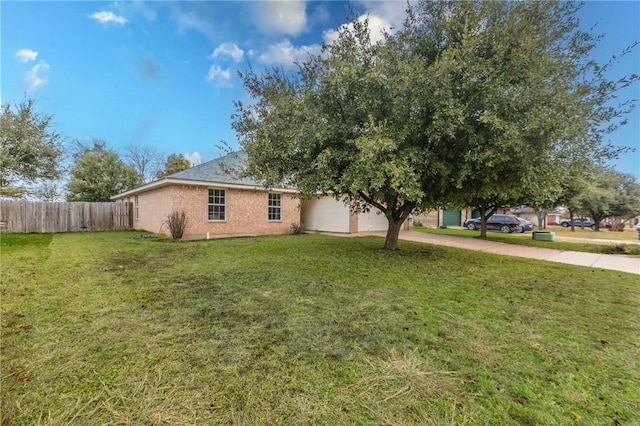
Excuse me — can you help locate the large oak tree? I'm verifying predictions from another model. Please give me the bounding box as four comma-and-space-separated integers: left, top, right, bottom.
232, 0, 637, 249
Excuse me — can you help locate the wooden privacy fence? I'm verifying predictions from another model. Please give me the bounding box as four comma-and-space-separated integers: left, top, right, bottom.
0, 201, 133, 233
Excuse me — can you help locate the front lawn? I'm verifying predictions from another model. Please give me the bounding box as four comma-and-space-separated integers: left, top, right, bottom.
411, 226, 640, 255
2, 232, 639, 424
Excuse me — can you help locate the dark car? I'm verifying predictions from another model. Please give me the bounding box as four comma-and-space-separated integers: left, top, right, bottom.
464, 214, 523, 233
516, 217, 534, 232
560, 217, 596, 230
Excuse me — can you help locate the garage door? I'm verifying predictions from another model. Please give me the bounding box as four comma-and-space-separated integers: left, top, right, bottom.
301, 196, 350, 233
443, 210, 462, 226
358, 209, 388, 232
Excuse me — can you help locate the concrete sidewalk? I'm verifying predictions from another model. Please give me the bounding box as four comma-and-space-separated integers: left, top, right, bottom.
357, 231, 640, 275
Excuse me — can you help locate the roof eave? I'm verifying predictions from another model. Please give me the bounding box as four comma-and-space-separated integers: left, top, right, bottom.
111, 178, 298, 200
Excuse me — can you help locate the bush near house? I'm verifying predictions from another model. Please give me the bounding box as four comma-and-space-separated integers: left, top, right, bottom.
164, 210, 187, 241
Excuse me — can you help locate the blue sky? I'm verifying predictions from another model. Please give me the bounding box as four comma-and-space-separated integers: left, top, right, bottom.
2, 1, 639, 178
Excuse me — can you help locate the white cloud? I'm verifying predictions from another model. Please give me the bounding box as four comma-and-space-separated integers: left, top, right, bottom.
323, 14, 392, 45
170, 4, 216, 40
184, 152, 203, 166
254, 1, 307, 36
15, 48, 38, 63
206, 65, 232, 88
360, 0, 410, 30
258, 39, 322, 68
90, 11, 128, 25
210, 42, 244, 63
25, 61, 50, 92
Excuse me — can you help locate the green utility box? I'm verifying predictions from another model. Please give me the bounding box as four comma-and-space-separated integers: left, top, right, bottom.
532, 231, 555, 242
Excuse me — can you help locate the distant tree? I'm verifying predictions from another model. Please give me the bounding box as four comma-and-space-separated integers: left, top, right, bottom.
156, 153, 190, 179
580, 168, 640, 231
555, 171, 592, 232
608, 173, 640, 229
233, 0, 637, 248
67, 140, 143, 202
0, 99, 63, 198
123, 142, 164, 183
30, 181, 66, 202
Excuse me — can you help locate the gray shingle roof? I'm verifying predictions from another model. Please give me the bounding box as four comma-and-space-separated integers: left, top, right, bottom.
112, 151, 295, 200
167, 151, 252, 184
167, 151, 294, 190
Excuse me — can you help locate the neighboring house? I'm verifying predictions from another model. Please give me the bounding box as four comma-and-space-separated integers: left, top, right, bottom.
113, 151, 400, 239
412, 209, 474, 228
509, 206, 564, 226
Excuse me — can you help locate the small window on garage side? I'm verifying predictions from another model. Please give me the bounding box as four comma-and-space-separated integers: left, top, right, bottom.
208, 189, 226, 221
268, 193, 281, 221
134, 195, 139, 220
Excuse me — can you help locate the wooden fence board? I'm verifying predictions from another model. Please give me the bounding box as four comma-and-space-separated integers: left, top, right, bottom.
0, 201, 133, 233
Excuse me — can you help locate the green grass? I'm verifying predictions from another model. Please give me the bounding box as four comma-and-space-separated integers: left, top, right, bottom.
411, 226, 640, 255
2, 232, 639, 425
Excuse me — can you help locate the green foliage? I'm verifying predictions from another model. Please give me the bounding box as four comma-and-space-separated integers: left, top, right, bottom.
66, 141, 143, 202
580, 167, 640, 229
156, 153, 190, 179
233, 0, 638, 248
0, 99, 62, 196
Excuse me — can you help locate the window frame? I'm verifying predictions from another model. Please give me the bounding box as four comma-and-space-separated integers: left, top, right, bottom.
267, 193, 282, 222
208, 188, 226, 221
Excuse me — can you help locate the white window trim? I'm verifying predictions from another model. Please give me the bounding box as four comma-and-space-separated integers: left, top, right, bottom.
268, 193, 282, 222
208, 188, 226, 222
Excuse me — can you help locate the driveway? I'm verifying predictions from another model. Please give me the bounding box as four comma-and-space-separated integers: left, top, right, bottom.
357, 231, 640, 275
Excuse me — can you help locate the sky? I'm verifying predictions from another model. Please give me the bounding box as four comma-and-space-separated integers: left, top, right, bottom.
2, 0, 639, 178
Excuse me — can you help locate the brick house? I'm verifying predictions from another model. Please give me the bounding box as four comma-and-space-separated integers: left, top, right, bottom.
113, 151, 400, 239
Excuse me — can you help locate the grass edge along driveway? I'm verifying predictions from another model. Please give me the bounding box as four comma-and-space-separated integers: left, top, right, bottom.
2, 232, 639, 425
410, 226, 640, 256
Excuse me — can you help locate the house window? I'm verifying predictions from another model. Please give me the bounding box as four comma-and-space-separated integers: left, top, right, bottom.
208, 189, 226, 221
134, 195, 139, 220
268, 193, 281, 221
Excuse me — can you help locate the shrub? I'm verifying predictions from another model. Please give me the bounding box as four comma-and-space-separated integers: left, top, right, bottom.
413, 219, 423, 227
164, 211, 187, 241
290, 223, 305, 235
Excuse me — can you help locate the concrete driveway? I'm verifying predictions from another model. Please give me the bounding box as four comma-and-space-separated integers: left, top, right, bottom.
357, 231, 640, 275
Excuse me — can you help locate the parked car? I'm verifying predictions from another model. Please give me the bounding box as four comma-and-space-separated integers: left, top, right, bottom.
516, 217, 534, 232
464, 214, 523, 233
560, 217, 596, 229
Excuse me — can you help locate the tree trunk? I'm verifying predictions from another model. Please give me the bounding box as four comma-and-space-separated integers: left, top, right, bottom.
383, 218, 404, 250
480, 213, 488, 238
568, 208, 575, 232
535, 209, 546, 230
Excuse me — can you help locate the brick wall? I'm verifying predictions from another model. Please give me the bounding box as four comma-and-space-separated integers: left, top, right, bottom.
126, 186, 175, 234
132, 184, 300, 237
